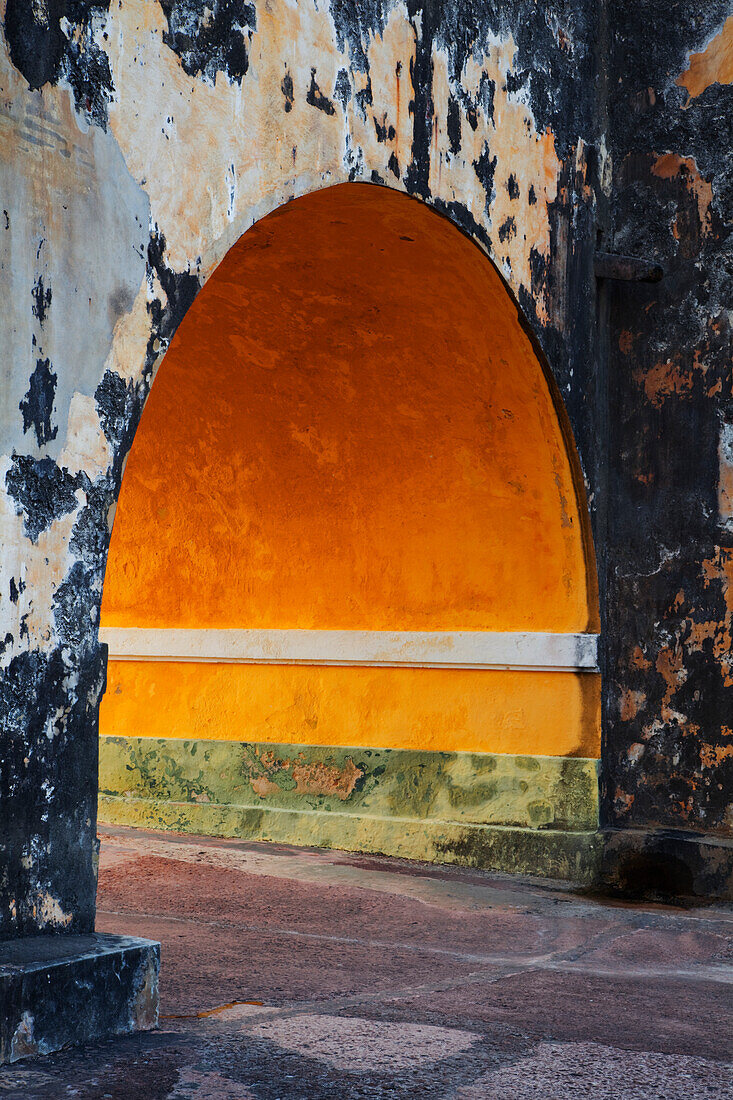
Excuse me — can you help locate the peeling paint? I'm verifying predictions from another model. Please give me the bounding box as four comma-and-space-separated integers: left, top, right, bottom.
248, 750, 363, 802
651, 153, 713, 239
35, 891, 72, 929
10, 1011, 36, 1062
677, 15, 733, 101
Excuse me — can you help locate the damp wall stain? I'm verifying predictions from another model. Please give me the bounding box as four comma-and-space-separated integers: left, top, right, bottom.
97, 736, 600, 833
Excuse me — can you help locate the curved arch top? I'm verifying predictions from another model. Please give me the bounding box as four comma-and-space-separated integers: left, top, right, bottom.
102, 182, 598, 638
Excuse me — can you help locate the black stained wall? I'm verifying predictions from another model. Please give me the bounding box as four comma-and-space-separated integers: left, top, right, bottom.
604, 2, 733, 838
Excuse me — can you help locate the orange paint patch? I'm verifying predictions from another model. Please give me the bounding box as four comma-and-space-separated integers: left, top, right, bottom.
618, 331, 636, 355
655, 645, 687, 722
634, 348, 710, 408
635, 357, 693, 407
250, 753, 363, 800
699, 741, 733, 769
651, 154, 713, 236
677, 17, 733, 100
618, 689, 646, 722
102, 661, 601, 758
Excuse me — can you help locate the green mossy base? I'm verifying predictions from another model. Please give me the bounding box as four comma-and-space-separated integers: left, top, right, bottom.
98, 793, 601, 882
99, 736, 600, 882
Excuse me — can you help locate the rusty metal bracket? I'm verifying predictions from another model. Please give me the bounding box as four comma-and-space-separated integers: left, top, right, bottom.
594, 252, 664, 283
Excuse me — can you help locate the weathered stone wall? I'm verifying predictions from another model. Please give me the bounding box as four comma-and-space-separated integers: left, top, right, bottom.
604, 4, 733, 844
1, 0, 606, 936
3, 0, 731, 936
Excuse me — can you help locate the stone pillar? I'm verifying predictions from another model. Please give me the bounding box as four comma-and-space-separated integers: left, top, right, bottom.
0, 5, 159, 1062
1, 643, 158, 1063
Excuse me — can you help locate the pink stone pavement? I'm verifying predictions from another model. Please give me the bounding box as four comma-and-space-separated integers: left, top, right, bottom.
2, 825, 731, 1098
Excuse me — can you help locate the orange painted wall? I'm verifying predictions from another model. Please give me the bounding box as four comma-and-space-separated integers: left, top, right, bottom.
100, 183, 599, 757
105, 661, 600, 758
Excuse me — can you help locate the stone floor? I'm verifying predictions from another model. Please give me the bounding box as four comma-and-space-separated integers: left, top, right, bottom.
2, 825, 732, 1099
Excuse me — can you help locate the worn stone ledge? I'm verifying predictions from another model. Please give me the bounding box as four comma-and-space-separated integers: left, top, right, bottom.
600, 827, 733, 902
101, 627, 600, 671
98, 794, 602, 884
0, 933, 159, 1064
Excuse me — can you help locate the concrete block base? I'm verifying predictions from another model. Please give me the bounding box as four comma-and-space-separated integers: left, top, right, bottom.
600, 828, 733, 901
0, 933, 159, 1064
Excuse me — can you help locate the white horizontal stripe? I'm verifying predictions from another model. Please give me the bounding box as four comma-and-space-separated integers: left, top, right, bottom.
100, 628, 599, 672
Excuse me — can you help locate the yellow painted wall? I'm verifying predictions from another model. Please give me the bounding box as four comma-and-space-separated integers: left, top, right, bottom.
100, 184, 599, 757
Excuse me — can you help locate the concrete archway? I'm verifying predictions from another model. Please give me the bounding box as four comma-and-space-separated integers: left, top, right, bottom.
2, 0, 605, 944
5, 0, 731, 1064
98, 183, 601, 868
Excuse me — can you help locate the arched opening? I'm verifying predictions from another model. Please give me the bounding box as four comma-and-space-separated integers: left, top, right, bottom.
98, 183, 600, 869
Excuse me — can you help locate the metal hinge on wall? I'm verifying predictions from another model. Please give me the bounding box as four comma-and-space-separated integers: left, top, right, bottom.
594, 253, 664, 283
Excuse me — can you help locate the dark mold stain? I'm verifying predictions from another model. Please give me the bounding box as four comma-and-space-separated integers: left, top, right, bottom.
158, 0, 256, 86
498, 216, 516, 243
328, 0, 391, 74
95, 370, 135, 455
20, 357, 58, 447
354, 74, 373, 118
446, 96, 461, 156
472, 144, 497, 211
31, 275, 52, 324
477, 74, 495, 123
63, 7, 114, 129
3, 0, 68, 90
403, 2, 436, 199
145, 230, 200, 382
281, 69, 294, 112
334, 68, 352, 110
373, 114, 396, 143
306, 68, 336, 116
504, 69, 526, 97
4, 1, 115, 128
5, 455, 86, 543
